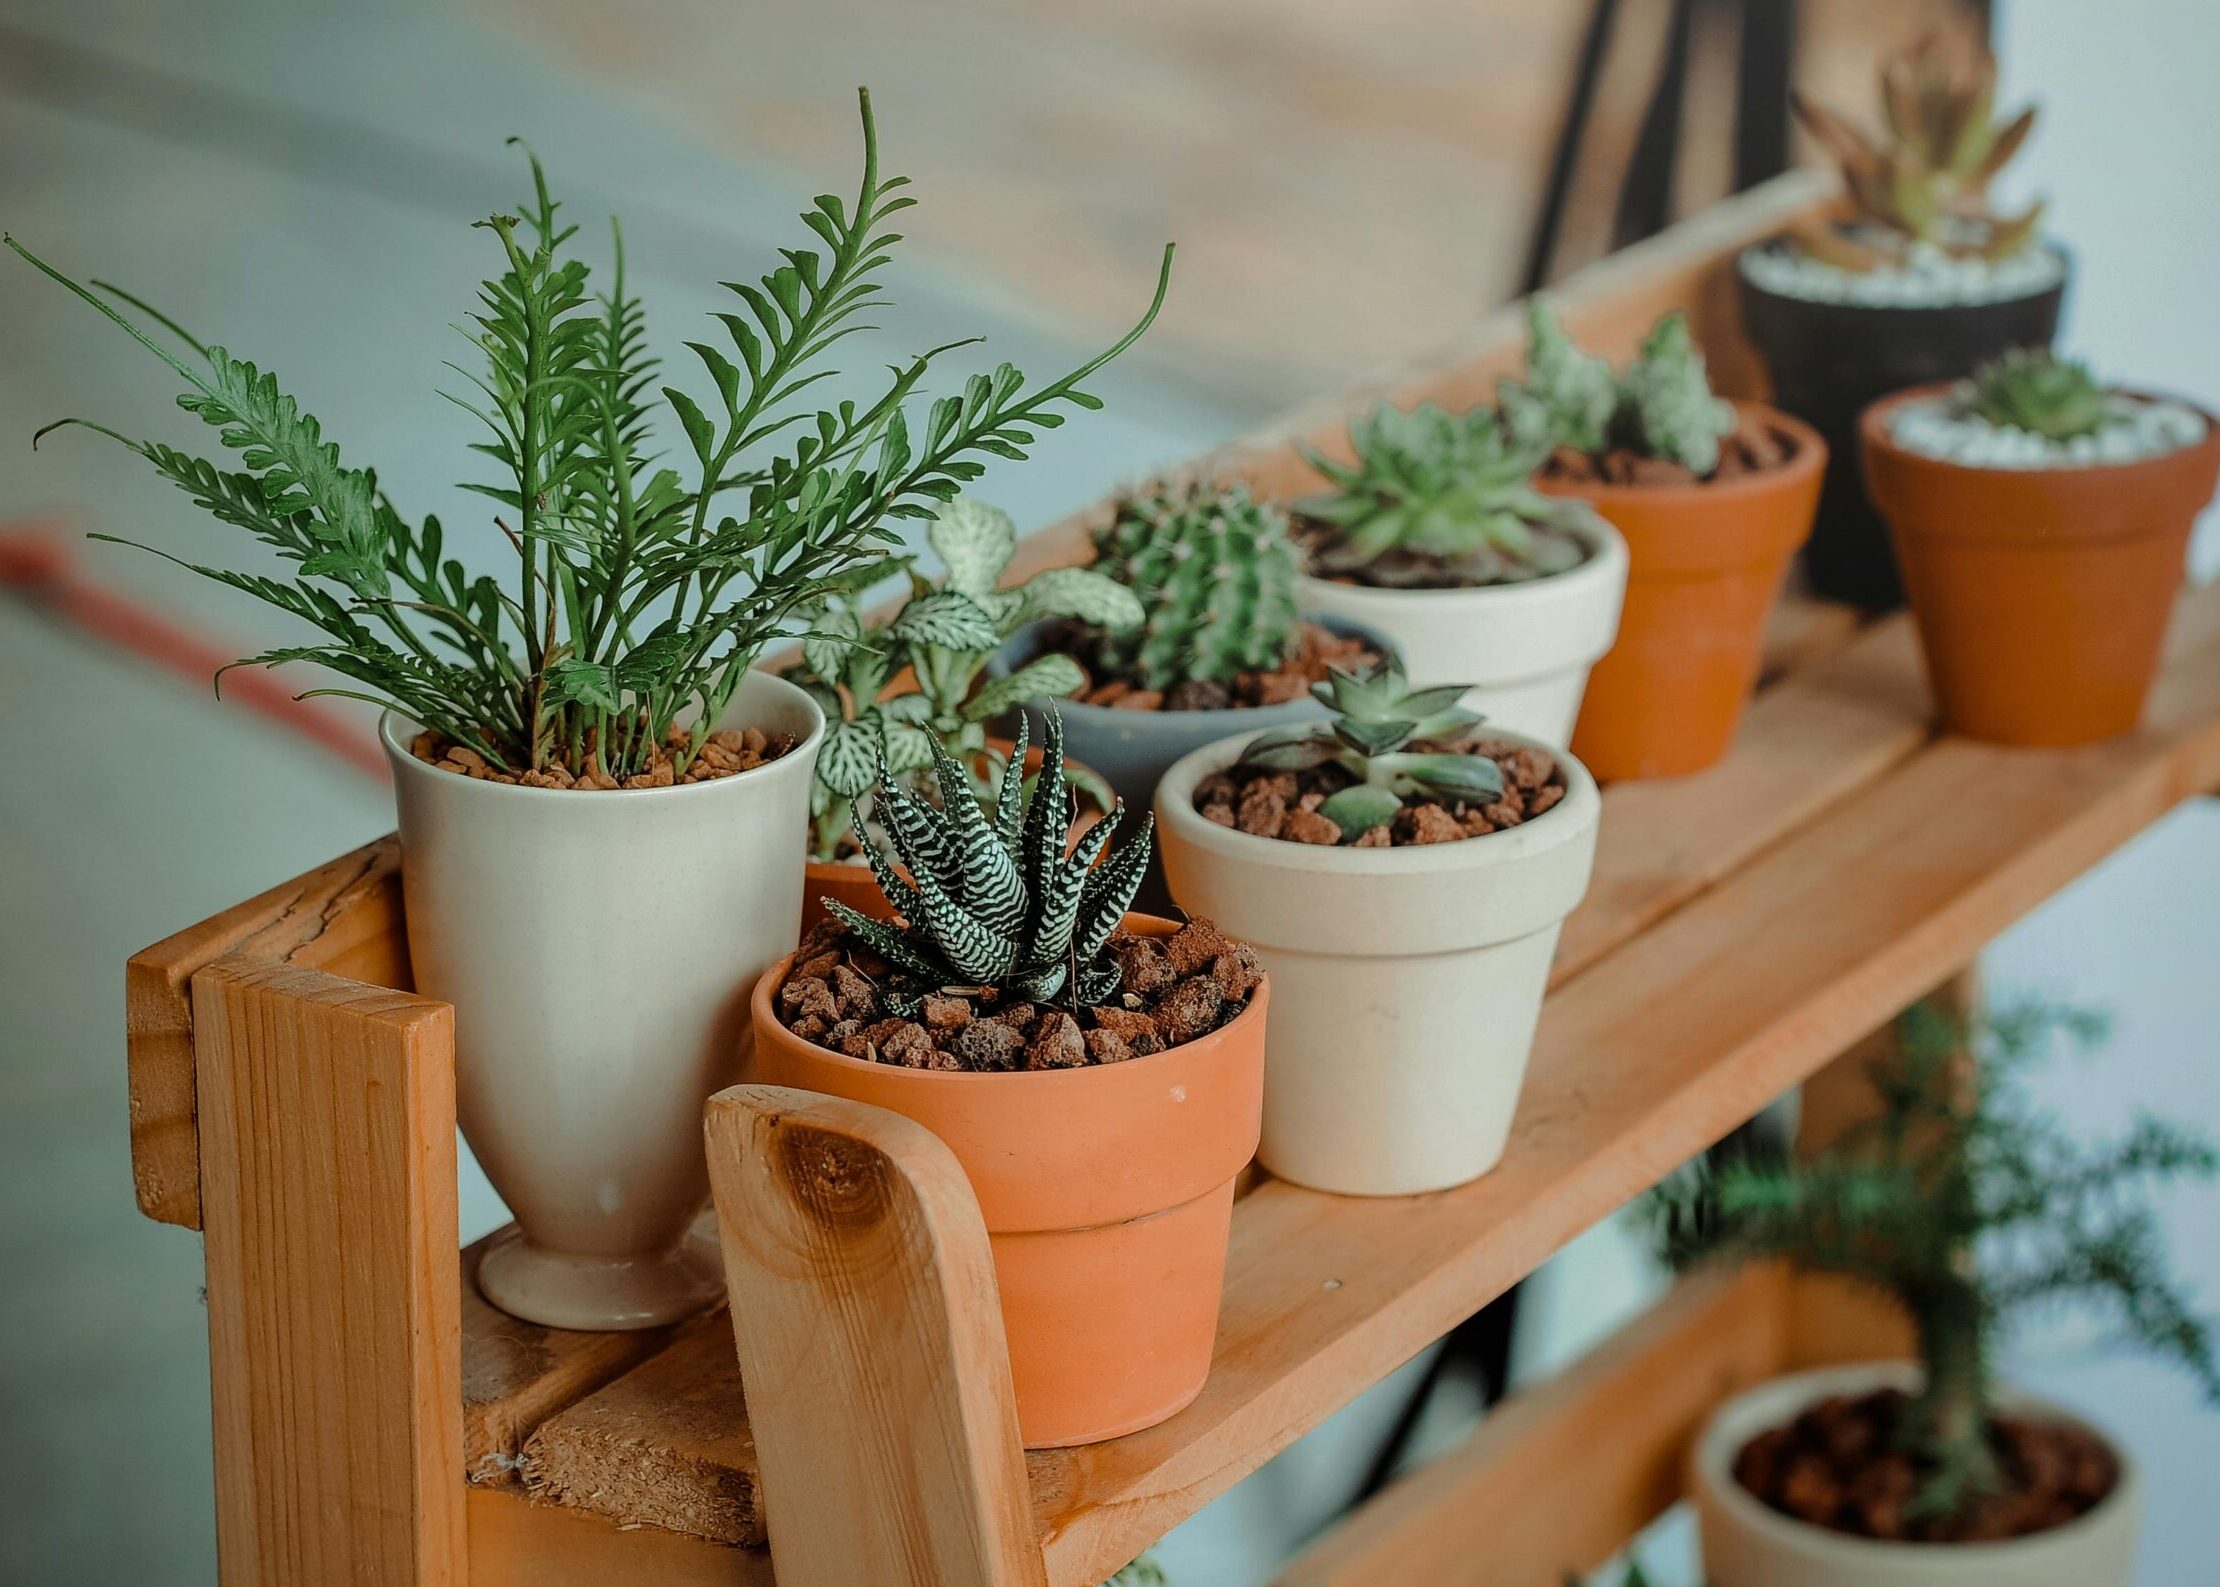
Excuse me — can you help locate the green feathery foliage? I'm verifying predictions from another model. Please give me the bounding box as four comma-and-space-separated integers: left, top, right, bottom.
1968, 348, 2111, 441
1298, 403, 1581, 587
1102, 1556, 1168, 1587
1236, 656, 1503, 840
1788, 32, 2044, 271
9, 92, 1172, 780
1502, 304, 1735, 475
792, 494, 1136, 859
1648, 1000, 2219, 1526
1084, 482, 1301, 691
827, 709, 1151, 1014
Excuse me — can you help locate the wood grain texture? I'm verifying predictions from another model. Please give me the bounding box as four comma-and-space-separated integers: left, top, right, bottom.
1271, 1266, 1793, 1587
705, 1084, 1047, 1587
127, 834, 407, 1227
193, 955, 463, 1587
465, 1483, 770, 1587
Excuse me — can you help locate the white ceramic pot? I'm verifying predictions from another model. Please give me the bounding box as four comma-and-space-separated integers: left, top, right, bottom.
1693, 1363, 2143, 1587
381, 670, 824, 1330
1294, 506, 1627, 743
1154, 727, 1600, 1195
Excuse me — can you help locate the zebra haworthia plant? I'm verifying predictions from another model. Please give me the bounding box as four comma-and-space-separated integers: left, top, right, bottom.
1236, 658, 1503, 840
826, 709, 1152, 1016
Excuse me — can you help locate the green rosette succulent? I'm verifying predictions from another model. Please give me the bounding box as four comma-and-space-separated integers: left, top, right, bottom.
1086, 483, 1301, 691
1967, 348, 2110, 441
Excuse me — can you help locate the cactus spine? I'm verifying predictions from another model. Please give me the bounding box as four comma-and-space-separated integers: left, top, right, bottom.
1088, 483, 1301, 691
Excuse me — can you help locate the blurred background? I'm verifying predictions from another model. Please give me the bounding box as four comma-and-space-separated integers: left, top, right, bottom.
2, 1, 2214, 1582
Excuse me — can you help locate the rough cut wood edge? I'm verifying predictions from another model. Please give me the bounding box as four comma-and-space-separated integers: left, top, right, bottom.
127, 834, 406, 1227
460, 1233, 695, 1485
1272, 1265, 1792, 1587
466, 1484, 771, 1587
1028, 587, 2220, 1586
194, 955, 463, 1587
706, 1084, 1047, 1587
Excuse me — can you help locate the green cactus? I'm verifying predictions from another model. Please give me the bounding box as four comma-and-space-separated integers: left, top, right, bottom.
1505, 300, 1617, 457
1086, 483, 1301, 691
1298, 403, 1579, 587
1968, 348, 2111, 441
1617, 312, 1737, 474
828, 709, 1151, 1014
1236, 657, 1504, 840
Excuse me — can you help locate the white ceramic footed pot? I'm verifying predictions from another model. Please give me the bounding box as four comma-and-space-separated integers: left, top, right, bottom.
1295, 506, 1627, 743
1155, 726, 1599, 1195
381, 670, 823, 1330
1693, 1363, 2143, 1587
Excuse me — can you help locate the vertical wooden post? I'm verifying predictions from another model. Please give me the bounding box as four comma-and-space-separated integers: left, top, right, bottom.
704, 1084, 1048, 1587
194, 956, 466, 1587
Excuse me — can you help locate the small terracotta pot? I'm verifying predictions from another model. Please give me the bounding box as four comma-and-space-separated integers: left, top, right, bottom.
1543, 403, 1825, 780
748, 914, 1267, 1447
1861, 388, 2220, 746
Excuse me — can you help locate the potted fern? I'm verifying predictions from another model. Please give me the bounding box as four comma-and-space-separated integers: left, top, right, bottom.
1155, 659, 1599, 1195
11, 92, 1174, 1331
752, 713, 1269, 1446
1739, 32, 2067, 610
1654, 1003, 2218, 1586
1507, 305, 1825, 780
1861, 351, 2218, 746
1290, 401, 1627, 746
792, 493, 1134, 924
1000, 480, 1390, 911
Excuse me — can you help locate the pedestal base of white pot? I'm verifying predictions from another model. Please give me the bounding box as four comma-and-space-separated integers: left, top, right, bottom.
477, 1223, 725, 1331
1693, 1363, 2143, 1587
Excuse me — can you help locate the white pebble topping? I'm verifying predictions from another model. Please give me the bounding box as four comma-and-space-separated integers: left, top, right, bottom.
1889, 388, 2208, 469
1741, 239, 2067, 308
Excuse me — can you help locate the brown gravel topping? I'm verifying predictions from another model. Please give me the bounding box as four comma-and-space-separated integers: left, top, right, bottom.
1071, 622, 1381, 712
409, 724, 791, 789
774, 918, 1262, 1072
1539, 410, 1801, 488
1193, 736, 1566, 848
1734, 1388, 2117, 1545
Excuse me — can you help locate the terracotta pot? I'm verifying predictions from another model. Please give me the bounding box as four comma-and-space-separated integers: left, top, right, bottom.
1155, 728, 1599, 1195
1861, 387, 2219, 746
1693, 1363, 2143, 1587
1738, 243, 2070, 611
381, 669, 824, 1330
1294, 504, 1627, 746
1543, 403, 1825, 781
748, 914, 1266, 1447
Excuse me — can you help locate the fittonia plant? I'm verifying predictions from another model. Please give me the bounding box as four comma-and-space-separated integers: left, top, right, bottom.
1966, 348, 2110, 442
7, 91, 1171, 782
829, 710, 1151, 1014
1235, 658, 1504, 840
795, 495, 1138, 860
1084, 482, 1302, 692
1503, 303, 1736, 475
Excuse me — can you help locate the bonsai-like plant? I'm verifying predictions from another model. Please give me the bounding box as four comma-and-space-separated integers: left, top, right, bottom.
1081, 482, 1301, 693
1650, 1000, 2219, 1525
1298, 403, 1581, 587
1965, 348, 2110, 441
795, 494, 1138, 858
1788, 32, 2043, 273
1236, 658, 1503, 840
827, 709, 1151, 1013
8, 92, 1172, 782
1504, 304, 1737, 476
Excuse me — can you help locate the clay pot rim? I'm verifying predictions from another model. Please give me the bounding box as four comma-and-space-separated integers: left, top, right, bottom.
377, 670, 826, 804
1694, 1360, 2141, 1562
750, 910, 1271, 1087
1532, 401, 1828, 508
1735, 236, 2075, 312
1155, 722, 1601, 874
1291, 502, 1629, 607
1861, 383, 2220, 485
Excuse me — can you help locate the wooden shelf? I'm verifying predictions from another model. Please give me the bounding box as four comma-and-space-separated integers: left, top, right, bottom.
124, 168, 2220, 1585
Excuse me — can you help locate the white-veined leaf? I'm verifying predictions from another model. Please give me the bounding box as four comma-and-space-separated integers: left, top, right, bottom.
964, 654, 1086, 722
816, 718, 883, 799
1017, 566, 1144, 630
890, 590, 1003, 653
926, 495, 1017, 595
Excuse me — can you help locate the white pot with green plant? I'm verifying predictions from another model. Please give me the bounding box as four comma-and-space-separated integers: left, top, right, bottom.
1288, 400, 1626, 744
1652, 1003, 2218, 1587
13, 90, 1174, 1329
1156, 659, 1599, 1194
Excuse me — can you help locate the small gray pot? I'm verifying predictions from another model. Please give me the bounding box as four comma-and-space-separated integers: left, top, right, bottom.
996, 616, 1394, 915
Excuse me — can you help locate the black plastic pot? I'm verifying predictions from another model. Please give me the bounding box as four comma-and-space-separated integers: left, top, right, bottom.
1737, 243, 2069, 611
